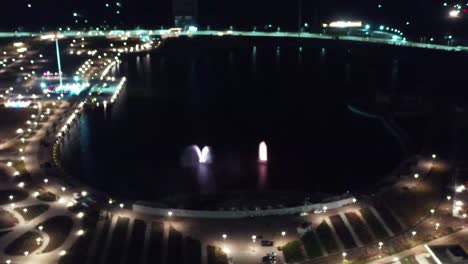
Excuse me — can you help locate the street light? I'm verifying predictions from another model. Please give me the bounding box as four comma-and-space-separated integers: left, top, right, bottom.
412, 231, 417, 237
252, 235, 256, 242
281, 231, 286, 237
414, 173, 419, 179
430, 209, 435, 214
449, 10, 460, 17
435, 223, 440, 230
168, 211, 173, 217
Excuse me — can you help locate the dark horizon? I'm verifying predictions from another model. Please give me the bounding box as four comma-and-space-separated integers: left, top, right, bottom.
3, 0, 467, 40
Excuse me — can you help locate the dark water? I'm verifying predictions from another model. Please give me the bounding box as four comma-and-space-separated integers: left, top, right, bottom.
61, 37, 468, 205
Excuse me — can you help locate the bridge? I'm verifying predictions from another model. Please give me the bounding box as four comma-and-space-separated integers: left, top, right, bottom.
2, 29, 468, 53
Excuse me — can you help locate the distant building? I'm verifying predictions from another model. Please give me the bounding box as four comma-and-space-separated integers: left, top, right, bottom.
173, 0, 198, 27
426, 245, 468, 264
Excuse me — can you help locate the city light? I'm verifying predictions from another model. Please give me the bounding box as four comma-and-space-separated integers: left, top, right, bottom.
456, 185, 465, 193
329, 21, 363, 28
4, 100, 32, 108
449, 10, 460, 17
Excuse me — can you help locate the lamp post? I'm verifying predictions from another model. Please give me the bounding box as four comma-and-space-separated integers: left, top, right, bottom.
55, 36, 63, 87
297, 0, 302, 33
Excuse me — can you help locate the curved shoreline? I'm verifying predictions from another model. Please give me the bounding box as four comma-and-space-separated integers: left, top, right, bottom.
49, 41, 414, 217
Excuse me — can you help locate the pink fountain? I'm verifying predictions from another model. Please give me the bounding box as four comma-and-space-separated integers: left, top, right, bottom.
258, 141, 268, 163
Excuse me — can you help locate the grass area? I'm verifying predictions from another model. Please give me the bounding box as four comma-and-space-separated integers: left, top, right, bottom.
0, 230, 11, 238
0, 107, 36, 139
5, 231, 42, 255
360, 207, 388, 239
374, 205, 403, 234
58, 214, 98, 264
36, 191, 59, 202
88, 219, 111, 264
0, 189, 29, 205
168, 227, 183, 264
186, 237, 202, 264
380, 170, 446, 226
0, 168, 10, 182
41, 216, 74, 253
148, 222, 164, 264
0, 210, 18, 228
207, 245, 228, 264
14, 204, 49, 221
125, 219, 146, 264
301, 231, 323, 259
13, 161, 26, 174
107, 217, 130, 263
330, 215, 356, 249
316, 220, 340, 254
345, 212, 374, 244
282, 240, 305, 263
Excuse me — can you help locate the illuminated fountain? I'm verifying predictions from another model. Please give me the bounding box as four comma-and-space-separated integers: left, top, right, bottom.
258, 141, 268, 163
198, 146, 212, 164
182, 145, 213, 166
258, 141, 268, 190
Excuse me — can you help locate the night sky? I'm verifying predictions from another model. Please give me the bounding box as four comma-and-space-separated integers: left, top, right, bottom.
1, 0, 466, 38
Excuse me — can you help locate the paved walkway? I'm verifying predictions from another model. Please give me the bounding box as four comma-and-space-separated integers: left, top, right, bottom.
0, 101, 83, 264
368, 228, 468, 264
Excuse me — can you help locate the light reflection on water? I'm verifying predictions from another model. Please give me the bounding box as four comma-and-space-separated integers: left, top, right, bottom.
60, 39, 408, 203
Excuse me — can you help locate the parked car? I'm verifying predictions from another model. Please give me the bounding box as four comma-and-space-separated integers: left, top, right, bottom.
262, 252, 277, 264
261, 240, 274, 247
